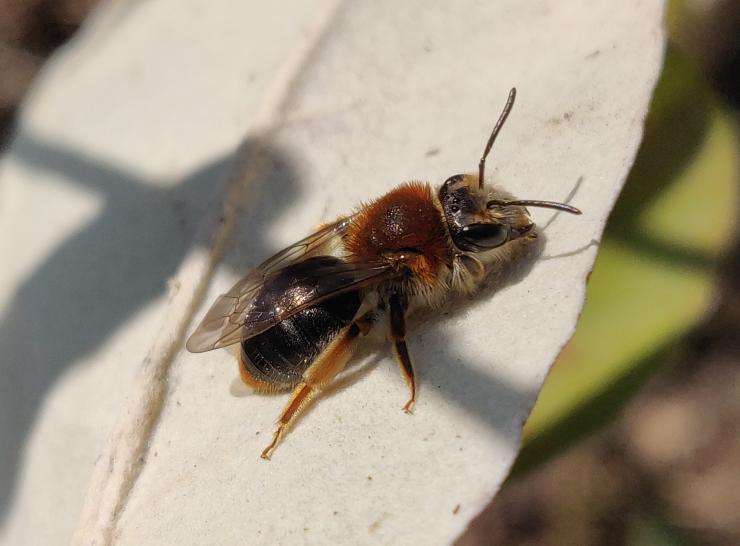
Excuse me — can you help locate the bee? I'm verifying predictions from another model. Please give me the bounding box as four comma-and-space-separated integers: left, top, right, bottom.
186, 88, 581, 459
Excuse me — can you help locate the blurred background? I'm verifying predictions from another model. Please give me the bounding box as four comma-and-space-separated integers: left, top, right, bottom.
0, 1, 738, 545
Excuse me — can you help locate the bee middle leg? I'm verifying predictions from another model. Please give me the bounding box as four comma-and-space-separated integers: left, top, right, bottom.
389, 292, 416, 413
260, 321, 364, 460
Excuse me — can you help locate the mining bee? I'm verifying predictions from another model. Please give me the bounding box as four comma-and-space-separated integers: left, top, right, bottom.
186, 88, 581, 459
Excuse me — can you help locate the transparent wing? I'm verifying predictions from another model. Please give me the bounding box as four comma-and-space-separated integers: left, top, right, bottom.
185, 217, 397, 353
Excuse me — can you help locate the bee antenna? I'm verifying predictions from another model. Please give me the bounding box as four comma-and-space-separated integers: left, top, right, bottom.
478, 87, 517, 190
487, 199, 582, 215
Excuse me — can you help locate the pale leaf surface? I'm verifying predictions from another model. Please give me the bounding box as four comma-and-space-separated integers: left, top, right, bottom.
0, 1, 665, 545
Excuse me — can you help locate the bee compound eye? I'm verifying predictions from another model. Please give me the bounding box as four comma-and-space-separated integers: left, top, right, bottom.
460, 223, 509, 249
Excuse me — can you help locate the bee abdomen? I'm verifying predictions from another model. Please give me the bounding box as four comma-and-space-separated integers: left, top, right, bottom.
241, 290, 361, 386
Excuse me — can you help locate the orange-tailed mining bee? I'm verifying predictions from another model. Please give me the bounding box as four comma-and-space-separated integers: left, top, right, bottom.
186, 88, 581, 459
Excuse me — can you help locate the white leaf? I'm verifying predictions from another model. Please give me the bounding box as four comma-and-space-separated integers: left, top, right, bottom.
0, 1, 665, 545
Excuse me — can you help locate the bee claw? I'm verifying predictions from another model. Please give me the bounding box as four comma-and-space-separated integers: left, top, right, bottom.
260, 444, 274, 459
260, 429, 281, 460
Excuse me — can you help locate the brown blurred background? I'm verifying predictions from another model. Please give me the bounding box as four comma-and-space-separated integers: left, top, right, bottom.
0, 1, 99, 146
1, 1, 738, 545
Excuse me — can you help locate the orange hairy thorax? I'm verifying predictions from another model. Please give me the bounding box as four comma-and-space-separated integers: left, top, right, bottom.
344, 182, 452, 282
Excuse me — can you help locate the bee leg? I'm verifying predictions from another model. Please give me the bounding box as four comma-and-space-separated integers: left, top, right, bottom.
389, 292, 416, 413
260, 383, 314, 460
260, 322, 362, 460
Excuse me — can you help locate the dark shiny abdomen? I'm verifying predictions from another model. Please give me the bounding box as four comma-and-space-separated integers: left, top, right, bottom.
241, 262, 361, 386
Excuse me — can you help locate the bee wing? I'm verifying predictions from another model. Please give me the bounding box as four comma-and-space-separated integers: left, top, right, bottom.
185, 217, 397, 353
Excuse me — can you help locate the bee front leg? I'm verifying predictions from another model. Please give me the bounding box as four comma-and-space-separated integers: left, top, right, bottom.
389, 292, 416, 413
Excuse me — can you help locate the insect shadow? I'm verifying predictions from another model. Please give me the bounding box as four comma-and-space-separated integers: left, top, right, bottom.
379, 178, 587, 439
400, 175, 588, 439
0, 132, 302, 522
408, 230, 545, 437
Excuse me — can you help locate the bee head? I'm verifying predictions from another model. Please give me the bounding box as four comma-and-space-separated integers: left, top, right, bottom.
439, 174, 535, 252
439, 88, 581, 253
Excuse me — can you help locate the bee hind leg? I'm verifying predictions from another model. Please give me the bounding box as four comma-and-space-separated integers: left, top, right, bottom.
388, 292, 416, 413
260, 322, 363, 460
